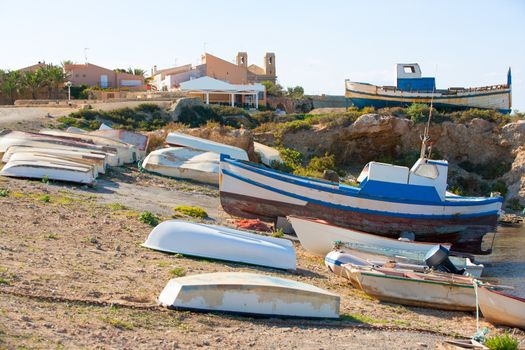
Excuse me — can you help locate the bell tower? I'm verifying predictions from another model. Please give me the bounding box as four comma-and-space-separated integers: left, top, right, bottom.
264, 52, 276, 76
236, 52, 248, 68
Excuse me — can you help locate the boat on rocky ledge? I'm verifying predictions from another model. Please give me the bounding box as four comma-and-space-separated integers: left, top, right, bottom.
345, 63, 512, 113
219, 155, 503, 254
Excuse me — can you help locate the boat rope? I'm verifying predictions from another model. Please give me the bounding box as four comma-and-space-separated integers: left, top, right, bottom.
471, 280, 489, 344
0, 287, 467, 338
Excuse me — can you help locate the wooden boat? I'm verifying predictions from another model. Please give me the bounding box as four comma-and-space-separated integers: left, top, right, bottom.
158, 272, 340, 318
254, 142, 282, 166
345, 63, 511, 113
1, 153, 96, 184
141, 147, 219, 185
290, 216, 483, 277
220, 155, 502, 254
477, 285, 525, 329
142, 220, 296, 270
3, 145, 107, 174
344, 265, 476, 311
0, 130, 120, 166
88, 129, 149, 159
166, 131, 249, 161
39, 129, 138, 164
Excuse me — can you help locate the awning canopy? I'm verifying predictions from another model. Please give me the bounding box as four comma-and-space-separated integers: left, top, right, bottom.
180, 76, 265, 94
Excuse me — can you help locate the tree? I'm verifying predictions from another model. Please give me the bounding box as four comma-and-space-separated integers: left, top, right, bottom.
261, 80, 284, 97
114, 68, 128, 73
0, 70, 22, 104
61, 60, 74, 67
41, 64, 68, 99
126, 68, 146, 76
21, 69, 46, 99
286, 86, 304, 99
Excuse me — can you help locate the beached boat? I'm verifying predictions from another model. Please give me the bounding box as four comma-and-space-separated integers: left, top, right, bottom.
166, 131, 249, 161
345, 64, 512, 113
88, 129, 149, 158
254, 142, 282, 166
290, 216, 483, 276
39, 129, 137, 164
0, 130, 120, 166
3, 145, 107, 174
143, 220, 296, 270
220, 156, 502, 254
1, 153, 96, 184
477, 285, 525, 329
158, 272, 340, 318
344, 266, 476, 311
141, 147, 219, 184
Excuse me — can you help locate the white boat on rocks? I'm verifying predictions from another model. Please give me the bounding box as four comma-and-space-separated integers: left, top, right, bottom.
143, 220, 296, 270
158, 272, 340, 318
166, 131, 248, 160
254, 142, 282, 166
477, 285, 525, 329
141, 147, 219, 185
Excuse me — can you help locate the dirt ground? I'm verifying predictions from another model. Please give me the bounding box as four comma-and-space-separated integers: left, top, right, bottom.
0, 167, 524, 350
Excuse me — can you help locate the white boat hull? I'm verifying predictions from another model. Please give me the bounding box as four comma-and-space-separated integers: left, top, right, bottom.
478, 286, 525, 329
159, 272, 340, 318
143, 220, 296, 270
254, 142, 282, 166
166, 131, 248, 160
142, 147, 219, 185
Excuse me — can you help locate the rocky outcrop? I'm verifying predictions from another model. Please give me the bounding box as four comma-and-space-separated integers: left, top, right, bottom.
261, 114, 524, 207
168, 97, 204, 121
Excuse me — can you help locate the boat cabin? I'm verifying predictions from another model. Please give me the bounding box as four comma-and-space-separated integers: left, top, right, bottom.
396, 63, 436, 92
356, 158, 448, 203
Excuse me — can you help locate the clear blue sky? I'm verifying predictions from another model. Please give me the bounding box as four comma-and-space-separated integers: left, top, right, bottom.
1, 0, 524, 111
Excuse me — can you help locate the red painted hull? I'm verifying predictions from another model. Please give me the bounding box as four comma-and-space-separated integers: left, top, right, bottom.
220, 191, 498, 254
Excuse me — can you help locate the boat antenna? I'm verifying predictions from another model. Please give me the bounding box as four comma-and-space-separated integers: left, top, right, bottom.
419, 65, 437, 159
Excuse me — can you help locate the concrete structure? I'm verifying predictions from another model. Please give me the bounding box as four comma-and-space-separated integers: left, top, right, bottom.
151, 51, 276, 91
63, 63, 145, 89
179, 76, 266, 108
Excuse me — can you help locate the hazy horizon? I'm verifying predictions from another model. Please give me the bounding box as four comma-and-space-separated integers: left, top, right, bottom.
1, 0, 523, 111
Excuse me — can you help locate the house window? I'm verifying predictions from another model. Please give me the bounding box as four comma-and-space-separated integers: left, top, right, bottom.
82, 74, 86, 78
403, 66, 415, 73
258, 91, 264, 100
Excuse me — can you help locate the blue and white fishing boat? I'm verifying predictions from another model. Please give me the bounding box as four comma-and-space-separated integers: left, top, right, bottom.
219, 155, 503, 254
345, 63, 512, 113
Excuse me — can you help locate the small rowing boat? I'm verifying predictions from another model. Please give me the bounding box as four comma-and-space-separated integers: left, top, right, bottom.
166, 131, 248, 160
477, 285, 525, 329
158, 272, 340, 318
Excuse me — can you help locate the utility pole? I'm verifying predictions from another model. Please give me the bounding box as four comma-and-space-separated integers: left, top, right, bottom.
84, 48, 90, 63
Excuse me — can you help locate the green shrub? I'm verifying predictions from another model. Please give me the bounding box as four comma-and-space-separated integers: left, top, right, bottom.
173, 205, 208, 219
306, 153, 337, 173
406, 103, 432, 123
484, 332, 519, 350
459, 160, 511, 180
451, 109, 510, 125
168, 267, 186, 277
138, 211, 159, 226
506, 198, 524, 211
0, 189, 8, 197
272, 228, 284, 238
39, 194, 50, 203
41, 175, 49, 184
491, 181, 508, 197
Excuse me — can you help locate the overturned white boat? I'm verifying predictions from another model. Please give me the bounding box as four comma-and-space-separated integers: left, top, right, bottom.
166, 131, 249, 160
1, 152, 96, 184
143, 220, 296, 270
142, 147, 219, 185
89, 129, 149, 159
40, 129, 138, 164
3, 145, 107, 174
0, 130, 120, 166
158, 272, 340, 318
254, 142, 282, 166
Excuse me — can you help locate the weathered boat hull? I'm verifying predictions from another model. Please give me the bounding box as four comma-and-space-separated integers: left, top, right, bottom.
143, 220, 296, 270
159, 272, 340, 318
477, 286, 525, 329
166, 131, 249, 161
345, 267, 476, 311
345, 81, 511, 114
221, 191, 496, 254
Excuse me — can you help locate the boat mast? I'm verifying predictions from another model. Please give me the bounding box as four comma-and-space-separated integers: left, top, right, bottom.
419, 70, 436, 159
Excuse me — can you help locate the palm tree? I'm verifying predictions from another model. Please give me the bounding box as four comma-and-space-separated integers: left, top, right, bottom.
0, 70, 22, 104
41, 64, 68, 99
21, 69, 46, 99
126, 68, 146, 76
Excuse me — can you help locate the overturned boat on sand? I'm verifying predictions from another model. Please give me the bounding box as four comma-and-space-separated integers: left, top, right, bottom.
219, 156, 503, 254
141, 147, 219, 185
143, 220, 296, 270
166, 131, 249, 161
159, 272, 340, 318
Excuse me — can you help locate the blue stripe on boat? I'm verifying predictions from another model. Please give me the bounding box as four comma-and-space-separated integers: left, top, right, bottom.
221, 168, 500, 219
221, 156, 502, 207
324, 257, 342, 266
